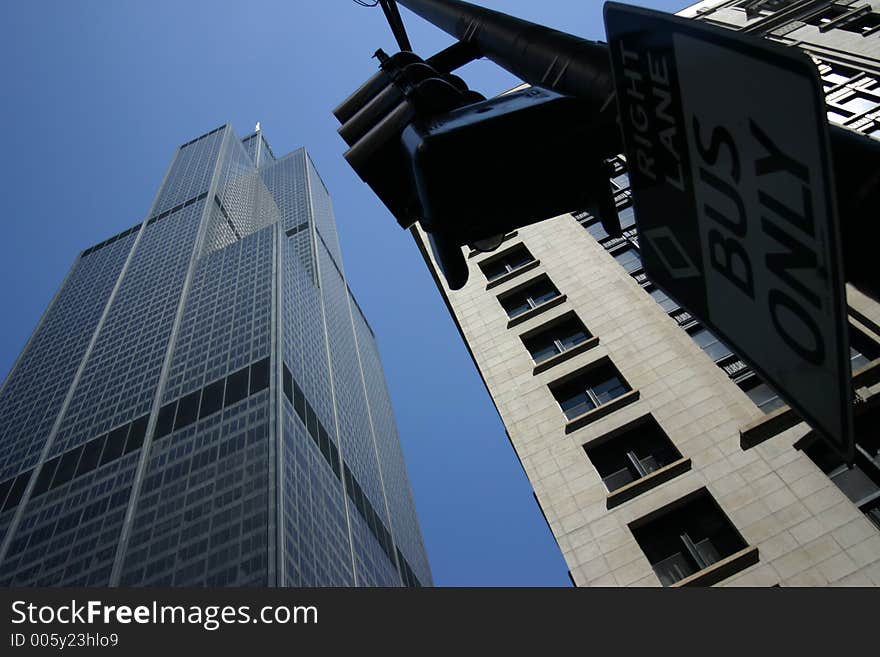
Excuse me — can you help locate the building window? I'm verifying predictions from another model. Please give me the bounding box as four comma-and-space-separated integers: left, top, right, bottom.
647, 285, 679, 313
611, 244, 643, 274
585, 416, 684, 493
606, 156, 629, 190
617, 205, 637, 231
689, 326, 733, 363
837, 92, 879, 114
480, 244, 536, 282
850, 325, 880, 372
737, 374, 785, 414
736, 0, 798, 18
631, 490, 751, 586
499, 277, 561, 319
828, 109, 849, 125
864, 498, 880, 530
521, 313, 591, 364
816, 60, 859, 88
807, 5, 880, 35
585, 218, 610, 242
802, 403, 880, 530
612, 171, 630, 191
551, 360, 631, 420
826, 87, 880, 124
854, 76, 880, 91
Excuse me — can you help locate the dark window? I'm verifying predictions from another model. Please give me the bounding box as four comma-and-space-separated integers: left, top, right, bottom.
807, 6, 880, 35
305, 400, 318, 441
612, 245, 642, 274
803, 405, 880, 527
174, 390, 201, 430
819, 61, 858, 87
318, 425, 331, 464
199, 379, 225, 419
101, 426, 128, 465
632, 490, 748, 586
293, 380, 306, 420
618, 205, 636, 231
76, 436, 105, 476
155, 402, 177, 439
480, 244, 535, 282
499, 278, 560, 319
126, 416, 148, 453
0, 478, 12, 509
737, 375, 785, 414
586, 417, 683, 492
827, 462, 879, 505
647, 286, 679, 313
737, 0, 797, 15
689, 326, 733, 362
353, 480, 366, 516
52, 445, 84, 488
807, 5, 851, 28
3, 473, 30, 511
850, 326, 880, 372
282, 364, 293, 403
551, 361, 631, 420
249, 357, 270, 394
865, 497, 880, 531
522, 314, 591, 363
584, 218, 610, 241
344, 464, 355, 497
32, 458, 60, 496
327, 439, 341, 479
224, 367, 249, 407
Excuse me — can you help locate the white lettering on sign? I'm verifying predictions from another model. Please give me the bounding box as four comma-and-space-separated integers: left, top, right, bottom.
618, 41, 685, 190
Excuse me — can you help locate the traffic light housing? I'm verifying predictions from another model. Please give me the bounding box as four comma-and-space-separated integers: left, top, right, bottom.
335, 49, 621, 289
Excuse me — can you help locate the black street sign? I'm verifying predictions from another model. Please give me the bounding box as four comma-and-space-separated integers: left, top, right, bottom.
604, 3, 853, 460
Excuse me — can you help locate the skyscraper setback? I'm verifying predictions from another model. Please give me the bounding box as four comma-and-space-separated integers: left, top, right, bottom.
0, 124, 431, 587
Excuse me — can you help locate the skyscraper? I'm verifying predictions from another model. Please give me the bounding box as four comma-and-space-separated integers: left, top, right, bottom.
0, 124, 431, 587
413, 0, 880, 586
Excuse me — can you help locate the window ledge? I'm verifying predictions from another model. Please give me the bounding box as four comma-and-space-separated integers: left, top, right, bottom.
739, 404, 798, 450
564, 389, 640, 434
533, 337, 600, 375
670, 545, 759, 588
606, 457, 692, 510
507, 294, 567, 328
485, 259, 541, 290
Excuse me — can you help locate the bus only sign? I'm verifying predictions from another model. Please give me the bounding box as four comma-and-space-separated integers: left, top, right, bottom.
604, 3, 853, 459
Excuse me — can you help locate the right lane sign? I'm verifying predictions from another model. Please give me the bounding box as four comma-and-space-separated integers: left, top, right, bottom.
604, 3, 853, 460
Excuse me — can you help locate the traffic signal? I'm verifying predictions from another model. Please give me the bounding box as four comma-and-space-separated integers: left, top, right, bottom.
335, 49, 621, 289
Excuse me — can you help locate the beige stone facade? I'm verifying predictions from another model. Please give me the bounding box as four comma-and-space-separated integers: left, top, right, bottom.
411, 1, 880, 586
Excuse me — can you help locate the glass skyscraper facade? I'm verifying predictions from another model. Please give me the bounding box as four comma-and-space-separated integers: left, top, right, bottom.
0, 124, 432, 587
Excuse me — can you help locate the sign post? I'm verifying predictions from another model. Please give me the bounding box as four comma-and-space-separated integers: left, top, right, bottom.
604, 3, 854, 460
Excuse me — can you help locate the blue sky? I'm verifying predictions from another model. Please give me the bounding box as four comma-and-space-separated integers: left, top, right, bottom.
0, 0, 685, 585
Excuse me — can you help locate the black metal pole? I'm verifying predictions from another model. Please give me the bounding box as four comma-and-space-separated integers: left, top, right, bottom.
379, 1, 413, 52
394, 0, 619, 147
